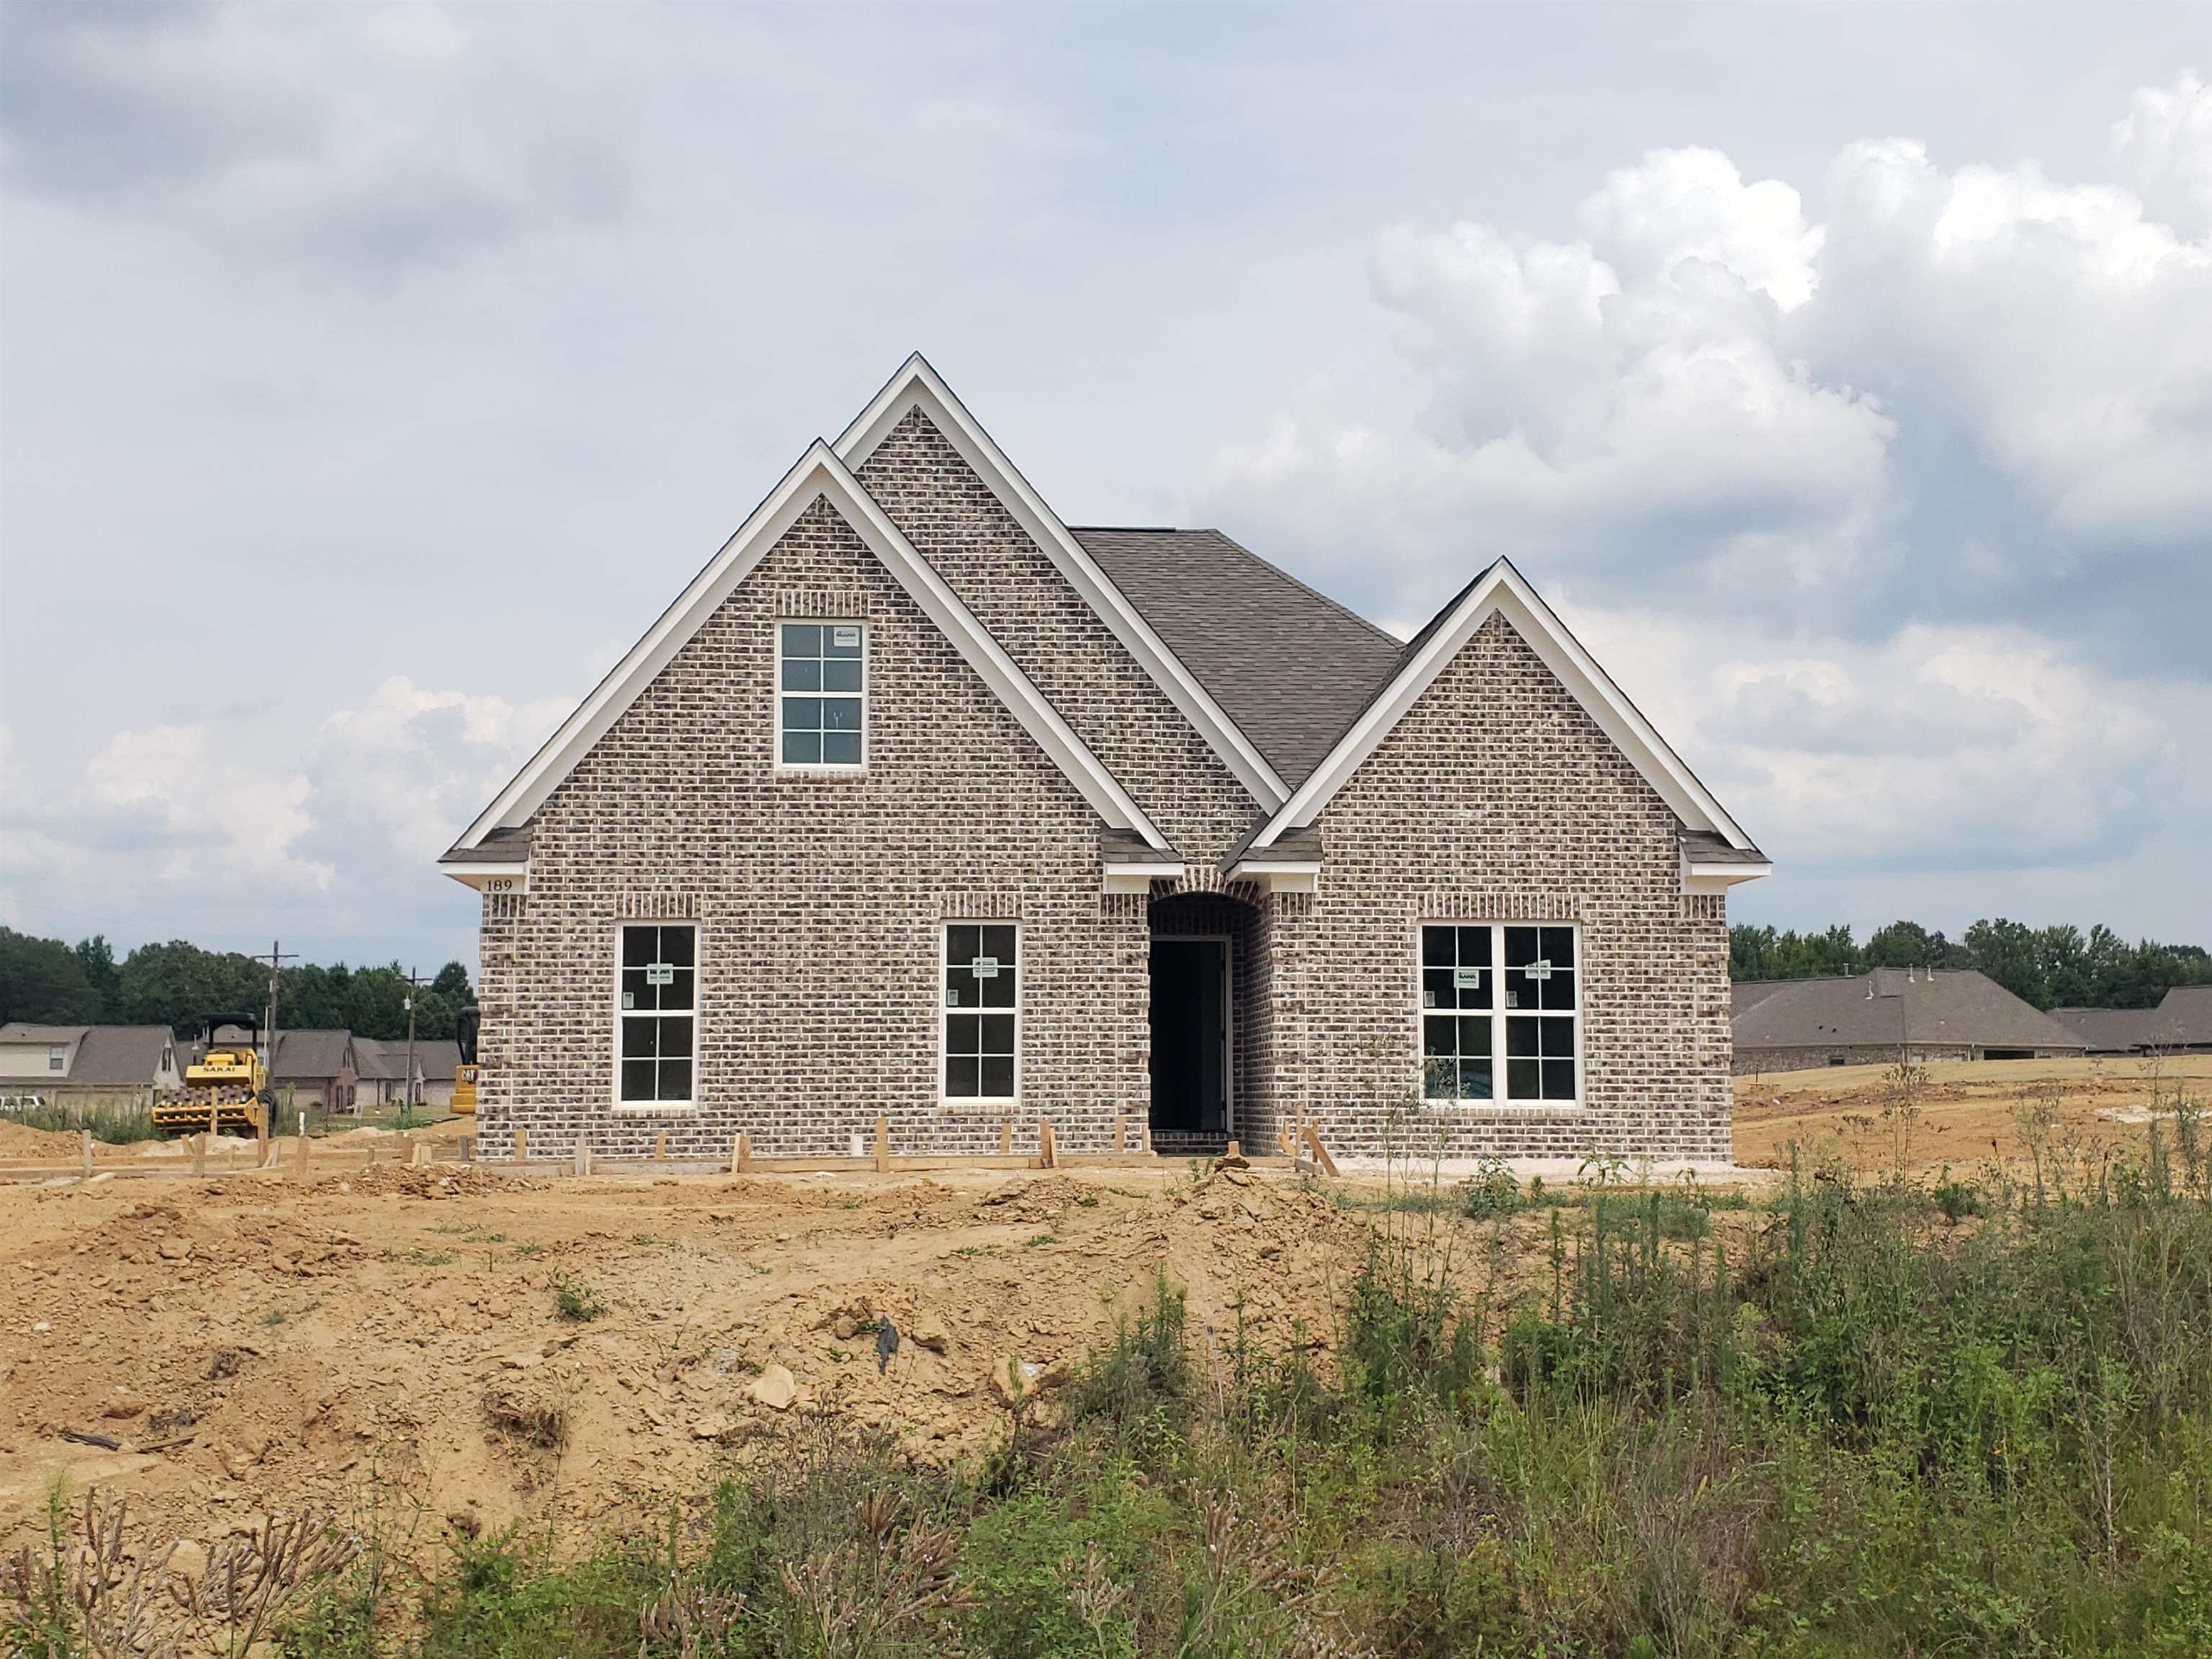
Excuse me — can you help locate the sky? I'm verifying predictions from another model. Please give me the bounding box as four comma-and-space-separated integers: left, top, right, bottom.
1, 2, 2207, 974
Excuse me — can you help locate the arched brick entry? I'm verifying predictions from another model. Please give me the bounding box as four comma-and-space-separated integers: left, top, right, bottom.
1146, 889, 1265, 1154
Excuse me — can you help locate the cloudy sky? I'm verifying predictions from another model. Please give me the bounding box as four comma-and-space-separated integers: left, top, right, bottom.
2, 3, 2207, 971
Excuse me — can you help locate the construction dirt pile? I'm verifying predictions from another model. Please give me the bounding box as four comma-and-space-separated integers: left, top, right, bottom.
0, 1164, 1375, 1560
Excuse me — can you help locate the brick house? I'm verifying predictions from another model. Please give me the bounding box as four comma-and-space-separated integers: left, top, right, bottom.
441, 356, 1768, 1164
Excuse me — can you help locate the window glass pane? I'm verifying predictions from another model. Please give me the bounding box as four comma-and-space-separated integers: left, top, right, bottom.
946, 1055, 980, 1097
1506, 1017, 1540, 1058
621, 968, 652, 1012
822, 697, 860, 732
821, 731, 862, 766
781, 657, 822, 691
948, 925, 980, 964
658, 1059, 691, 1102
661, 1017, 693, 1058
1542, 927, 1575, 968
980, 1056, 1015, 1098
979, 1015, 1015, 1056
1507, 1058, 1541, 1100
624, 927, 654, 966
1460, 1015, 1491, 1060
1460, 1056, 1494, 1100
1540, 968, 1575, 1012
1424, 1055, 1459, 1099
1421, 926, 1455, 967
1503, 927, 1538, 968
663, 927, 693, 968
946, 965, 979, 1010
823, 627, 863, 658
1543, 1017, 1575, 1058
620, 1058, 655, 1102
1423, 1015, 1457, 1056
783, 696, 822, 732
781, 624, 821, 657
821, 658, 863, 693
621, 1019, 655, 1058
946, 1013, 981, 1056
1421, 967, 1455, 1010
1542, 1059, 1575, 1100
981, 925, 1017, 966
783, 731, 821, 764
1458, 927, 1493, 967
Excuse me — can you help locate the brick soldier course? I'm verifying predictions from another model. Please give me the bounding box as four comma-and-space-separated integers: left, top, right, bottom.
444, 355, 1769, 1164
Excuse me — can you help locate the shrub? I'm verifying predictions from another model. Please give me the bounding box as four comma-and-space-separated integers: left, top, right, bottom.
552, 1276, 606, 1322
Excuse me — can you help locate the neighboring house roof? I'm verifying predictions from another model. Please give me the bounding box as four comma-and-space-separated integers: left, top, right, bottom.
1733, 969, 2084, 1053
413, 1040, 462, 1079
444, 432, 1172, 868
271, 1030, 354, 1082
1229, 558, 1766, 870
0, 1024, 174, 1087
2153, 985, 2212, 1046
353, 1038, 463, 1082
2048, 1007, 2164, 1053
1070, 527, 1403, 788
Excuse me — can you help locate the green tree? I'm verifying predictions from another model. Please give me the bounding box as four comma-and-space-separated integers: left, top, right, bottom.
1964, 917, 2049, 1007
73, 935, 120, 1020
0, 927, 104, 1023
431, 961, 474, 1004
114, 940, 267, 1037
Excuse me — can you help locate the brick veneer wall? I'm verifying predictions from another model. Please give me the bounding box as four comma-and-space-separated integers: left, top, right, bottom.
858, 410, 1259, 868
1274, 613, 1735, 1162
473, 494, 1155, 1161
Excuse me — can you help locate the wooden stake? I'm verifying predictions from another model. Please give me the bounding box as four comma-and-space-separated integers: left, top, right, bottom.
1301, 1120, 1339, 1178
573, 1140, 591, 1177
1038, 1119, 1056, 1169
513, 1125, 528, 1165
735, 1131, 752, 1174
81, 1130, 94, 1177
652, 1130, 667, 1161
873, 1115, 889, 1174
410, 1139, 431, 1168
191, 1133, 206, 1177
997, 1122, 1012, 1157
1226, 1139, 1241, 1161
1113, 1115, 1126, 1154
294, 1134, 312, 1184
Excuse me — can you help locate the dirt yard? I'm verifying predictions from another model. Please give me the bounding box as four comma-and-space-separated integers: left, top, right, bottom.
0, 1159, 1385, 1560
1732, 1051, 2212, 1178
4, 1051, 2203, 1564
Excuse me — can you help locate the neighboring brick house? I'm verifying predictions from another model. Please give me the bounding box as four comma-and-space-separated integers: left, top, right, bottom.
1732, 968, 2085, 1076
2050, 987, 2212, 1055
441, 356, 1768, 1164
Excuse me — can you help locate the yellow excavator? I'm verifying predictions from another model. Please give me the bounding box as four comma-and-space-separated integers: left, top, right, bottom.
451, 1007, 480, 1116
151, 1013, 278, 1136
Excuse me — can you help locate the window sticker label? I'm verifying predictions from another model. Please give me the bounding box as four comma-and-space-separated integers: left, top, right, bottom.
621, 992, 636, 1010
645, 963, 675, 986
832, 625, 861, 648
1453, 967, 1484, 989
945, 987, 960, 1008
970, 957, 999, 979
1523, 960, 1553, 981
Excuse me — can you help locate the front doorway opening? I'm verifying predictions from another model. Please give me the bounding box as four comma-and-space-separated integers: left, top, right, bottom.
1149, 935, 1230, 1148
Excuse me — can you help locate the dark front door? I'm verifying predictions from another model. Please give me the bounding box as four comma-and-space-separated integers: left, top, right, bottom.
1149, 938, 1228, 1138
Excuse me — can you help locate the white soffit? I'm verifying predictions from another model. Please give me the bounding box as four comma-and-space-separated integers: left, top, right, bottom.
446, 441, 1169, 858
836, 354, 1292, 811
1247, 559, 1761, 858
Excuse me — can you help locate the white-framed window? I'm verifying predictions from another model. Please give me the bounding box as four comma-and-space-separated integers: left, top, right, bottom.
616, 922, 696, 1105
1421, 923, 1579, 1105
777, 621, 866, 768
48, 1046, 66, 1073
943, 922, 1017, 1102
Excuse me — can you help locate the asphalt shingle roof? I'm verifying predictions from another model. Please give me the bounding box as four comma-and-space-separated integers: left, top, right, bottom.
1070, 528, 1404, 788
1732, 969, 2085, 1053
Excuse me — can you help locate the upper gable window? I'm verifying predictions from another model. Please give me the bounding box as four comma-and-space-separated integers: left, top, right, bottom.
778, 622, 866, 768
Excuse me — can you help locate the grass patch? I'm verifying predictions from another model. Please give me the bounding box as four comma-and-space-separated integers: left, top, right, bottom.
551, 1276, 606, 1322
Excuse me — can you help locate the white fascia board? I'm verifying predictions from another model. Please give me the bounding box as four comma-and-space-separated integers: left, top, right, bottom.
1102, 860, 1185, 895
1248, 559, 1757, 854
450, 441, 1169, 856
835, 354, 1291, 811
439, 860, 529, 893
1686, 860, 1773, 893
1226, 858, 1321, 894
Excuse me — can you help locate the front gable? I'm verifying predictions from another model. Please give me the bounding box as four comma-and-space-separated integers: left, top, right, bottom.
442, 441, 1170, 885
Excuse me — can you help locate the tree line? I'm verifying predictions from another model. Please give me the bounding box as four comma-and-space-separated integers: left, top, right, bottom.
0, 928, 475, 1041
1730, 917, 2212, 1011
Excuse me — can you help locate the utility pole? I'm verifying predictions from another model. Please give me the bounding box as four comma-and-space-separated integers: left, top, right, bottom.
404, 966, 421, 1111
258, 940, 297, 1132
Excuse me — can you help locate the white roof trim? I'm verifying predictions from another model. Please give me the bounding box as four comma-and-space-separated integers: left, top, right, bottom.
1247, 558, 1758, 854
835, 354, 1291, 811
447, 441, 1169, 855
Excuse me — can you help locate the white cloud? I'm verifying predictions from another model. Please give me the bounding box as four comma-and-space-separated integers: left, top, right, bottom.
2111, 68, 2212, 235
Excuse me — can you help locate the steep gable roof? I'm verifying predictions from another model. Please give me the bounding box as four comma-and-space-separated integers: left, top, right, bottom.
1233, 557, 1764, 868
443, 439, 1171, 868
1070, 528, 1403, 787
836, 356, 1292, 809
